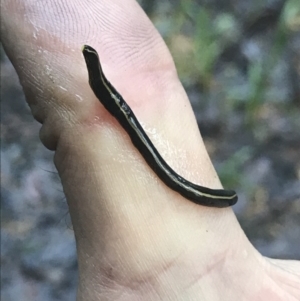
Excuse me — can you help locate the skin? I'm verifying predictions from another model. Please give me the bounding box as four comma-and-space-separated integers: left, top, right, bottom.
1, 1, 299, 300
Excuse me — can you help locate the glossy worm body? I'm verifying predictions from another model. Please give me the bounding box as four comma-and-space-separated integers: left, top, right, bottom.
82, 45, 238, 208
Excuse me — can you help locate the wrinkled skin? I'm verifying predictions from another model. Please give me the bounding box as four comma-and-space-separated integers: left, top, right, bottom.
1, 1, 299, 300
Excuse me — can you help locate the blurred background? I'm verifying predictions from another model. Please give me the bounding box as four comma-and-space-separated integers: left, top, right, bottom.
1, 0, 299, 300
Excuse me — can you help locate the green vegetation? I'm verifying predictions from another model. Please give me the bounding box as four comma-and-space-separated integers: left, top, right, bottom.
151, 0, 299, 192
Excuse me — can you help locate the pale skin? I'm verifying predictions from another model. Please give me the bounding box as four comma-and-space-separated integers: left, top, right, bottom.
1, 0, 299, 300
